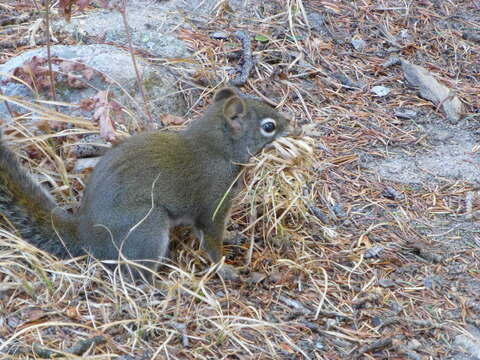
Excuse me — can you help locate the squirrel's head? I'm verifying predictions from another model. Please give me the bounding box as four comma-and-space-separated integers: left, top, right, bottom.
213, 87, 289, 157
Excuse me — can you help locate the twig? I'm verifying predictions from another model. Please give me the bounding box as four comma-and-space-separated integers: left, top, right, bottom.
229, 30, 253, 86
43, 0, 58, 112
0, 89, 14, 120
32, 335, 107, 358
355, 338, 393, 358
245, 207, 257, 266
117, 0, 155, 126
394, 344, 422, 360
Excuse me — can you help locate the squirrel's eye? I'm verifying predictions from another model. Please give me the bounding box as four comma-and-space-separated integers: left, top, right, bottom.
260, 118, 277, 137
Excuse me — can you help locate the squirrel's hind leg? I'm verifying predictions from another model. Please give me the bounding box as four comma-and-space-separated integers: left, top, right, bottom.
116, 212, 171, 283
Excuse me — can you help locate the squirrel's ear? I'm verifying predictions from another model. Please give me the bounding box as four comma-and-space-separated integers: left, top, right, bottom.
213, 87, 237, 103
223, 96, 246, 119
223, 96, 246, 135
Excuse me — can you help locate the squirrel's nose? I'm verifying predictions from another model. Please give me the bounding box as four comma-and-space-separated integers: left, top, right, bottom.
282, 125, 301, 137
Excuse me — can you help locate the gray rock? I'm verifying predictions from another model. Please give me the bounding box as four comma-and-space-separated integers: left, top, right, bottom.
51, 0, 222, 59
0, 44, 186, 125
453, 325, 480, 360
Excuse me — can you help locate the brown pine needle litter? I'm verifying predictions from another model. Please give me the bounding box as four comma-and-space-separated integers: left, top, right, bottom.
1, 0, 480, 358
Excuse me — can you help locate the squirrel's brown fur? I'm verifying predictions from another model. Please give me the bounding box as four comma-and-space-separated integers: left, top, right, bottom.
0, 88, 288, 280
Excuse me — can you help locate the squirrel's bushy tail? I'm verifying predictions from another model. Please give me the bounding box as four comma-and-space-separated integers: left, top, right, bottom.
0, 134, 81, 257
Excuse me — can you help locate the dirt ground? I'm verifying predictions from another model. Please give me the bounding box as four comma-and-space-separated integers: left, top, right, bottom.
0, 0, 479, 359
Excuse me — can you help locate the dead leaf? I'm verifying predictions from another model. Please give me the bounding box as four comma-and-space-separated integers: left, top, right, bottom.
59, 60, 77, 73
59, 0, 93, 22
79, 97, 96, 111
82, 67, 95, 80
36, 120, 53, 132
161, 114, 186, 126
77, 0, 92, 11
67, 73, 87, 88
92, 90, 117, 141
66, 306, 81, 319
279, 343, 295, 353
12, 56, 52, 92
17, 308, 48, 330
401, 59, 463, 123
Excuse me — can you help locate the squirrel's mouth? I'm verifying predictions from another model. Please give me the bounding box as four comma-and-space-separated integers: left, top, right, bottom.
284, 125, 301, 137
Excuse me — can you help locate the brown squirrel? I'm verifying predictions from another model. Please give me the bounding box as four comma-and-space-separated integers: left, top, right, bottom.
0, 87, 288, 281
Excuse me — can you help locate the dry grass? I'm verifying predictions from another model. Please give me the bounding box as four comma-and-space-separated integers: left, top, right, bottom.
1, 0, 480, 359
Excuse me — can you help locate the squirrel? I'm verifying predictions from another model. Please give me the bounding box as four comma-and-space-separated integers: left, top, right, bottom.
0, 87, 289, 281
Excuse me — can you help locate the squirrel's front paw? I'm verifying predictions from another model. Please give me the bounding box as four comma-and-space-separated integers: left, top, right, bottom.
218, 264, 240, 281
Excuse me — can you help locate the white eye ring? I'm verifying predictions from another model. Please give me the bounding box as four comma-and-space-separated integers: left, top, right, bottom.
260, 118, 277, 137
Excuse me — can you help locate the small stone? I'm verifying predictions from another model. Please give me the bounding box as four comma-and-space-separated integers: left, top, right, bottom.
399, 29, 413, 42
325, 318, 337, 329
72, 134, 110, 158
382, 187, 404, 200
394, 107, 418, 119
389, 301, 403, 314
371, 85, 391, 97
331, 203, 347, 218
307, 12, 327, 33
309, 205, 329, 223
73, 157, 100, 173
378, 279, 396, 287
269, 271, 283, 283
247, 272, 267, 284
209, 31, 229, 40
372, 316, 383, 327
407, 339, 421, 350
351, 38, 366, 52
364, 246, 384, 259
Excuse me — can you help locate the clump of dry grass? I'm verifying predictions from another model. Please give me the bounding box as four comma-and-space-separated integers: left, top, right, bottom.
0, 138, 316, 359
0, 86, 317, 360
237, 136, 315, 262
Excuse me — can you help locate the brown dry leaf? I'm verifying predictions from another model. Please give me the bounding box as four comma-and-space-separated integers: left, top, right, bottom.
92, 90, 116, 141
66, 306, 81, 320
79, 97, 96, 111
161, 114, 186, 126
401, 59, 463, 123
59, 60, 77, 73
77, 0, 92, 11
67, 74, 87, 89
279, 343, 295, 354
82, 67, 95, 80
13, 56, 48, 90
59, 0, 93, 22
67, 73, 87, 88
17, 308, 48, 330
59, 0, 74, 21
36, 120, 53, 132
